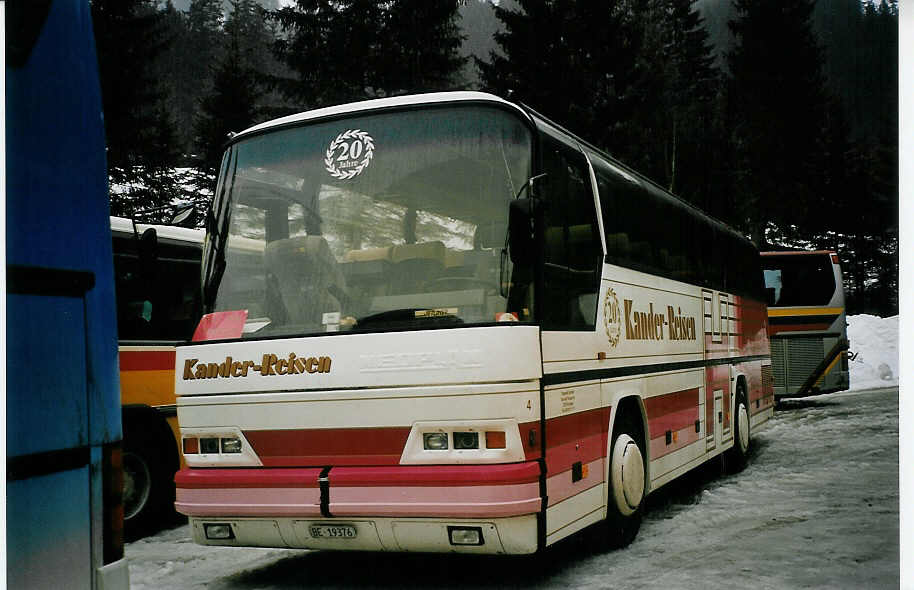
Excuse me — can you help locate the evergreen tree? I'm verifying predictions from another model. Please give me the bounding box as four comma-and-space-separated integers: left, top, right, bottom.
194, 0, 267, 182
477, 0, 641, 150
616, 0, 721, 203
477, 0, 722, 215
384, 0, 465, 93
270, 0, 465, 110
458, 0, 501, 88
154, 2, 194, 156
727, 0, 829, 246
91, 0, 186, 220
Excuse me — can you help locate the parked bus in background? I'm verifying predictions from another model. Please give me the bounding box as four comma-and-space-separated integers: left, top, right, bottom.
112, 216, 204, 533
761, 250, 850, 398
173, 92, 773, 554
5, 1, 129, 587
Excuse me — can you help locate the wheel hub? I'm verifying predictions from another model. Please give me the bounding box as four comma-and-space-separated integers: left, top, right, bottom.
738, 402, 750, 452
611, 434, 644, 515
123, 451, 152, 521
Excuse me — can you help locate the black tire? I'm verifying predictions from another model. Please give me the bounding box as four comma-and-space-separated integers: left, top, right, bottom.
123, 427, 175, 537
603, 411, 645, 548
723, 383, 751, 474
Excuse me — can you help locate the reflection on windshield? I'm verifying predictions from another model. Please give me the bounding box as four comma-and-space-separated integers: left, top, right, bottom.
205, 105, 534, 339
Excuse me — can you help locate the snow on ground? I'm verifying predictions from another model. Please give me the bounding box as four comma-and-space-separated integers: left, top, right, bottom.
847, 314, 899, 390
126, 314, 901, 589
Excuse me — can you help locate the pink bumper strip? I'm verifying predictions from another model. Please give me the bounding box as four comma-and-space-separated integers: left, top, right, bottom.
174, 462, 543, 519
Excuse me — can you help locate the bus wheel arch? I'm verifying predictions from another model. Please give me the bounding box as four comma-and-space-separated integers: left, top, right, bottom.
604, 396, 647, 548
122, 405, 179, 535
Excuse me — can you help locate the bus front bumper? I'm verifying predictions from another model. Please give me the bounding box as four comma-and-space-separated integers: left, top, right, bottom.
175, 462, 542, 554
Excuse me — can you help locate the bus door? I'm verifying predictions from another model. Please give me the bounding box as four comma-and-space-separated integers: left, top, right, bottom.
702, 289, 730, 452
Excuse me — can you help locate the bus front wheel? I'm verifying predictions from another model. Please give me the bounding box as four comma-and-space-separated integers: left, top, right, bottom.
123, 427, 172, 536
604, 413, 645, 548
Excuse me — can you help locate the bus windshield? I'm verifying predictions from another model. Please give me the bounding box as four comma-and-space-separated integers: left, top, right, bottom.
204, 105, 534, 338
761, 252, 837, 307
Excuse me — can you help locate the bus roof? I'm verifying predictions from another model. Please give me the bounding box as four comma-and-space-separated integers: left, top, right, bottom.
760, 250, 836, 257
231, 91, 530, 143
110, 215, 204, 245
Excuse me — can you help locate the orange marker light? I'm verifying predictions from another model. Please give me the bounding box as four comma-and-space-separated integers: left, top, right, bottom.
183, 437, 199, 454
485, 431, 506, 449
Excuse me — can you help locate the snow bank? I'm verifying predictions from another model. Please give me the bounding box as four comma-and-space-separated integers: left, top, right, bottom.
847, 314, 899, 390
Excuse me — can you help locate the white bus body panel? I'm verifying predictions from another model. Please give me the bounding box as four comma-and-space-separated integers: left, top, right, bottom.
176, 325, 542, 396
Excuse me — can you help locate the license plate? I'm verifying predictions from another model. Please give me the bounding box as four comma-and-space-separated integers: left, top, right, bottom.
309, 524, 357, 539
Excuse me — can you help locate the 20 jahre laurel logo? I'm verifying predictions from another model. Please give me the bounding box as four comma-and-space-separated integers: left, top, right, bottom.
325, 129, 375, 180
603, 286, 622, 347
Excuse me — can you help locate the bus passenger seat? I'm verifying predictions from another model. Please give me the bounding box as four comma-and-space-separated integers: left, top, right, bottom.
390, 241, 446, 293
340, 246, 393, 307
264, 236, 347, 326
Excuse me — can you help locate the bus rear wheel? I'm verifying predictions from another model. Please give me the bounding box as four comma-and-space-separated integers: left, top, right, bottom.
723, 384, 751, 473
604, 413, 645, 548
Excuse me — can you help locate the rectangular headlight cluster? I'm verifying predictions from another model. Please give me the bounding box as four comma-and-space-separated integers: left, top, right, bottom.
401, 420, 524, 465
184, 436, 242, 454
422, 430, 506, 451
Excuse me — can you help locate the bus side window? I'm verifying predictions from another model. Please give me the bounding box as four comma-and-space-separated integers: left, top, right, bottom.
593, 160, 649, 272
540, 137, 601, 330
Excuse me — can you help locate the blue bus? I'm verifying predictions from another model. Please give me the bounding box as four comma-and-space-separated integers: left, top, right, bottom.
6, 1, 129, 587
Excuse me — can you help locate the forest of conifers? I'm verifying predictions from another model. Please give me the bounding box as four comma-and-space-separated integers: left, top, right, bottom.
90, 0, 898, 316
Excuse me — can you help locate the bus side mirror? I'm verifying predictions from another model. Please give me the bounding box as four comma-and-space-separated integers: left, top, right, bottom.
508, 198, 534, 265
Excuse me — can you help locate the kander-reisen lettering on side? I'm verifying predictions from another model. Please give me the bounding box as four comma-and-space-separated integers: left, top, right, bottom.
183, 354, 332, 380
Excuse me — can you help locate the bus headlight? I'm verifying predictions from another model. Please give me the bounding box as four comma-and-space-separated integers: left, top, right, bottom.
453, 432, 479, 450
423, 432, 449, 450
220, 437, 242, 454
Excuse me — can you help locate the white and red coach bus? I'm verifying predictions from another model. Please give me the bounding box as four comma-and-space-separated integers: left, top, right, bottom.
173, 92, 774, 554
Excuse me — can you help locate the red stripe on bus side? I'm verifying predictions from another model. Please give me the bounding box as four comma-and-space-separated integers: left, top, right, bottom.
643, 388, 698, 418
647, 406, 699, 440
119, 349, 176, 371
542, 407, 610, 476
644, 388, 700, 441
545, 432, 607, 473
545, 407, 611, 451
650, 423, 701, 459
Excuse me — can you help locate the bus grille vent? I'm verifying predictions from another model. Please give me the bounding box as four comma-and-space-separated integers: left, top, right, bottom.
786, 338, 825, 388
770, 339, 786, 387
761, 363, 773, 393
